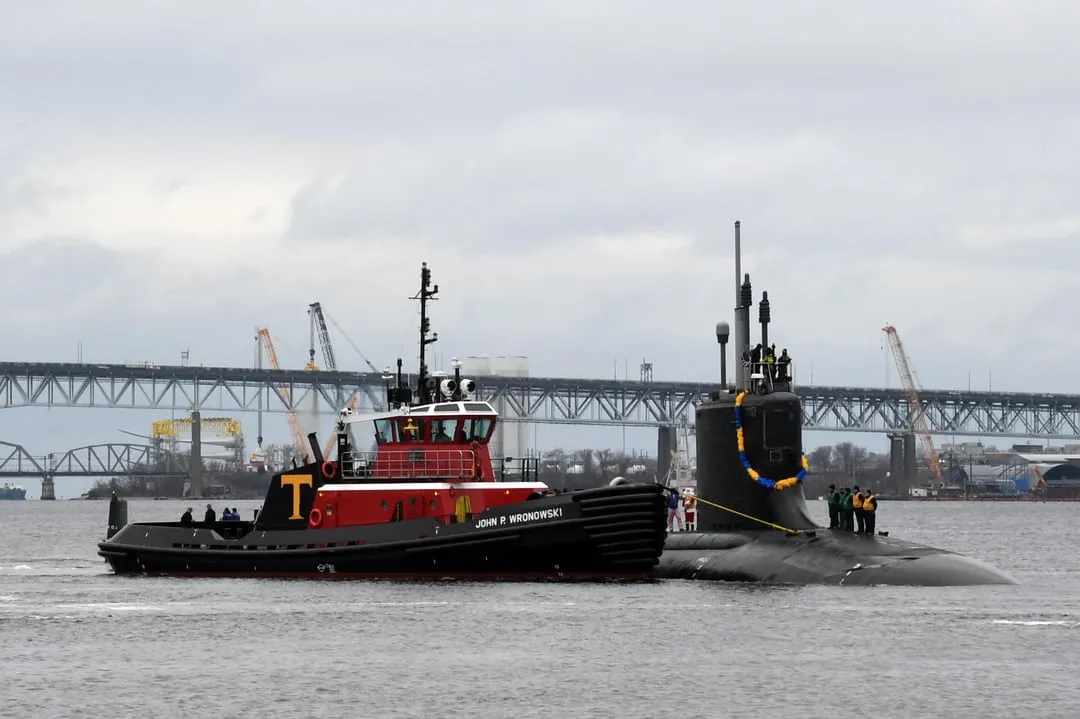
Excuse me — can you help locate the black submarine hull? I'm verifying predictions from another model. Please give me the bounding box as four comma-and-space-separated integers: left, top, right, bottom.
97, 483, 669, 580
667, 382, 1016, 586
655, 529, 1017, 585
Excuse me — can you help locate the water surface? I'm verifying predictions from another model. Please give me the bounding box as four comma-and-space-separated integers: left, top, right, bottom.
2, 499, 1078, 718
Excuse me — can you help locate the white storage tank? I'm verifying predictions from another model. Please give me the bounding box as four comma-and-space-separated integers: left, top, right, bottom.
491, 356, 532, 463
460, 355, 492, 377
460, 355, 533, 462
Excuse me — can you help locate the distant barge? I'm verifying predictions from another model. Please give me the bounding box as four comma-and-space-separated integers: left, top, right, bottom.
0, 483, 27, 500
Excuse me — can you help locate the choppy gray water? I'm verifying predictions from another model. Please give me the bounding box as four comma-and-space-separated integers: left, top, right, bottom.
2, 498, 1079, 718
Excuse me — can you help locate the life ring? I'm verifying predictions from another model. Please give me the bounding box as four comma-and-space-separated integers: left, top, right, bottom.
321, 461, 337, 479
309, 507, 323, 527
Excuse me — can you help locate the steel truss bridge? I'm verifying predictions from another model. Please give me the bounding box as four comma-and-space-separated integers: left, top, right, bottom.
0, 361, 1078, 440
0, 441, 181, 478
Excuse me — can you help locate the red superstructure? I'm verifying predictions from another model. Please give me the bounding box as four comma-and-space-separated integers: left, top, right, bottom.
309, 399, 548, 531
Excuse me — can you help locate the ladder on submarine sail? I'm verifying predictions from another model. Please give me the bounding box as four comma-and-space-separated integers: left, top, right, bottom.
660, 419, 696, 531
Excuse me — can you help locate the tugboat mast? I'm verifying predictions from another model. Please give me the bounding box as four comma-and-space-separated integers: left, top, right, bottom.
414, 262, 439, 406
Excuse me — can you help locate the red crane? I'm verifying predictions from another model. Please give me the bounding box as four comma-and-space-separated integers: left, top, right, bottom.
883, 324, 946, 487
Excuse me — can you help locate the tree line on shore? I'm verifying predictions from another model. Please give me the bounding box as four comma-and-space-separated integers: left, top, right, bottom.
89, 441, 896, 497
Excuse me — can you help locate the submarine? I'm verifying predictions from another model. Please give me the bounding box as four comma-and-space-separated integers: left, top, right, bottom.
650, 223, 1017, 586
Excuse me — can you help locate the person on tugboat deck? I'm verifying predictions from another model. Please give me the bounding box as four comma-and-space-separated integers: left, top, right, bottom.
203, 504, 216, 524
180, 507, 193, 526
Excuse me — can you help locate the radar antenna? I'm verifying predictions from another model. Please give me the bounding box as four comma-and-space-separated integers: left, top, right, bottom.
413, 262, 439, 405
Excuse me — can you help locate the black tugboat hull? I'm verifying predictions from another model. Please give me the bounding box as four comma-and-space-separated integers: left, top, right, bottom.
654, 530, 1017, 586
98, 484, 668, 580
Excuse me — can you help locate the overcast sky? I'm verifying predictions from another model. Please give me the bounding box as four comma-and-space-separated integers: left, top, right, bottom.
2, 1, 1078, 493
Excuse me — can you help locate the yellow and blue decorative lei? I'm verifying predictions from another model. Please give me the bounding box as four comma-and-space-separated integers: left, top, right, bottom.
734, 391, 810, 490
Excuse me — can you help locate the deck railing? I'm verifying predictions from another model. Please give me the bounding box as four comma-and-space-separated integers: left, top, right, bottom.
337, 450, 544, 484
341, 448, 477, 481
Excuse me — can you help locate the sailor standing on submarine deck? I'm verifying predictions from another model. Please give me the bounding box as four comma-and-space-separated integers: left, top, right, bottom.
826, 484, 840, 529
862, 490, 878, 535
852, 486, 865, 534
840, 488, 854, 531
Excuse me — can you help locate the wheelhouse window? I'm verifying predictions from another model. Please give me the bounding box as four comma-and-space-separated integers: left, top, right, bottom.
374, 419, 394, 445
394, 417, 427, 443
431, 418, 460, 443
463, 418, 493, 443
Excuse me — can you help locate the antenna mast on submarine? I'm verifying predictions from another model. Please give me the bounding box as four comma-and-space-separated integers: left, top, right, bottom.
733, 221, 744, 390
732, 221, 754, 392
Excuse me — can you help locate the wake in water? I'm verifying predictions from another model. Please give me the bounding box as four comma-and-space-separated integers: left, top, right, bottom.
992, 618, 1080, 628
0, 560, 107, 577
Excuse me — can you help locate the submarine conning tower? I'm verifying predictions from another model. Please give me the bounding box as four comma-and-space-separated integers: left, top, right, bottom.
694, 223, 817, 532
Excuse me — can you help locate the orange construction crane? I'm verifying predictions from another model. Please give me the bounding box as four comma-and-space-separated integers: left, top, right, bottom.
883, 325, 946, 487
256, 327, 310, 463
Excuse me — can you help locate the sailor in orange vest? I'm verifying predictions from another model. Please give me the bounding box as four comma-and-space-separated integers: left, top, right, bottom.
852, 486, 865, 534
862, 490, 878, 535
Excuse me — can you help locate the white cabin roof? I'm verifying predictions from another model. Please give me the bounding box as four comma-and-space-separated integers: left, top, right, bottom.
339, 400, 497, 426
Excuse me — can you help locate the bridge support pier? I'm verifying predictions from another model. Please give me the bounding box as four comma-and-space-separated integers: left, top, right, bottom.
903, 433, 917, 483
657, 425, 676, 483
887, 432, 918, 489
189, 410, 203, 497
40, 473, 55, 500
887, 434, 904, 491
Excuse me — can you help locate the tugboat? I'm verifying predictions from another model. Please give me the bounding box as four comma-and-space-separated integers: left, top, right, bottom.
653, 222, 1018, 586
98, 263, 668, 579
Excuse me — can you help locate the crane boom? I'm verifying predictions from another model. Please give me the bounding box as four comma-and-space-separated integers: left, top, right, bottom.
883, 324, 945, 487
309, 302, 349, 458
307, 303, 386, 413
256, 327, 310, 463
309, 302, 338, 372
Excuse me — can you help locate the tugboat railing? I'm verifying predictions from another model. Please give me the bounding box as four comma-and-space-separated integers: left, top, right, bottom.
338, 450, 544, 484
342, 448, 479, 480
494, 456, 541, 483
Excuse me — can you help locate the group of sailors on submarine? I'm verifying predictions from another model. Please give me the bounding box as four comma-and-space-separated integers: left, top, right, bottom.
825, 486, 878, 534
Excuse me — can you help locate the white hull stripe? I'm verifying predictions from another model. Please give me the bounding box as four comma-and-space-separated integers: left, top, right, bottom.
319, 482, 550, 492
